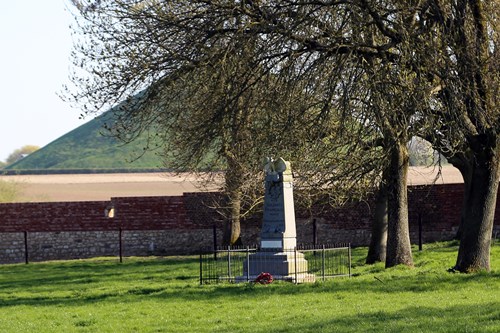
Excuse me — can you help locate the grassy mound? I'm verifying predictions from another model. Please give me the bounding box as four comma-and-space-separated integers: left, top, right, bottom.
5, 113, 164, 171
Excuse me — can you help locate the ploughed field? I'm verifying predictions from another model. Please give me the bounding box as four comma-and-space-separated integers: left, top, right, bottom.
0, 166, 463, 203
0, 173, 209, 202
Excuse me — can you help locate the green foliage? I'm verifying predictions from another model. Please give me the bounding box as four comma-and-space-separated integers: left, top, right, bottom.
4, 114, 165, 171
0, 242, 498, 332
5, 145, 40, 165
0, 180, 22, 203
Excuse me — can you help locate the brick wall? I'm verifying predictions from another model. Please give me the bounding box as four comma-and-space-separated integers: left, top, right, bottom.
0, 184, 499, 263
304, 184, 499, 244
0, 201, 110, 232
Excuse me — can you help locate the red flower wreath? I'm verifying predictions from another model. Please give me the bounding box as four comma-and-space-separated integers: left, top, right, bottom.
255, 272, 274, 284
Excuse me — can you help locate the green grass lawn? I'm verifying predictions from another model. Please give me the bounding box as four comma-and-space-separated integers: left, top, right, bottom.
0, 241, 498, 333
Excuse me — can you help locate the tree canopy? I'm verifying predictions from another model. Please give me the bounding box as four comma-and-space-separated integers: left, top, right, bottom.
5, 145, 40, 166
67, 0, 499, 272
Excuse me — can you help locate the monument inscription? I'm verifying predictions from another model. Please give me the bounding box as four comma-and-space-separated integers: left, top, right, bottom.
260, 157, 297, 249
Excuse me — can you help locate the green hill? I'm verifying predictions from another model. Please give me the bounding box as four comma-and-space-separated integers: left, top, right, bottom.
4, 113, 165, 173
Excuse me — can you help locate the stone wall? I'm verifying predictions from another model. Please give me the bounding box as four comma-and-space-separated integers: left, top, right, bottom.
0, 184, 499, 264
0, 233, 25, 264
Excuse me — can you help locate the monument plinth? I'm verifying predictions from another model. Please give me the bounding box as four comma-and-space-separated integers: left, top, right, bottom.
240, 158, 314, 283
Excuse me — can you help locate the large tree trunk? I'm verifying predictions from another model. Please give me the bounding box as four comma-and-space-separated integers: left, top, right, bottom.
385, 142, 413, 268
222, 189, 242, 246
366, 178, 388, 264
446, 153, 473, 240
222, 158, 243, 246
453, 141, 499, 272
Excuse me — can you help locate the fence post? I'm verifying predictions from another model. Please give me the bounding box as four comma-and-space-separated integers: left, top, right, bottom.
246, 246, 250, 282
322, 244, 326, 281
418, 212, 423, 251
313, 219, 317, 246
24, 231, 29, 264
199, 252, 203, 285
227, 246, 232, 281
348, 243, 352, 278
294, 247, 298, 284
213, 224, 218, 260
119, 228, 123, 263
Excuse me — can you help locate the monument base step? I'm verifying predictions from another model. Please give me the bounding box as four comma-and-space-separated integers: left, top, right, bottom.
235, 273, 316, 284
243, 250, 310, 277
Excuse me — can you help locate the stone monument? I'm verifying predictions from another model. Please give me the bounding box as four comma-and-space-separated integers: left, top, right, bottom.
261, 157, 297, 250
240, 157, 314, 283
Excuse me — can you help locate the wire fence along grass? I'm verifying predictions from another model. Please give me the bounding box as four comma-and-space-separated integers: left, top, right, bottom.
200, 244, 351, 285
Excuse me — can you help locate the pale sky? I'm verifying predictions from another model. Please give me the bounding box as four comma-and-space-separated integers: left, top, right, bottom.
0, 1, 87, 162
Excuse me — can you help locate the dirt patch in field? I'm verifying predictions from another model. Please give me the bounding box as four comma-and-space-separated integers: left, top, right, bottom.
0, 166, 463, 203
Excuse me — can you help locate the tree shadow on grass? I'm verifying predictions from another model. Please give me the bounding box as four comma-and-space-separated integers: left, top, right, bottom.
0, 257, 199, 308
0, 257, 199, 290
253, 302, 500, 333
157, 267, 500, 303
0, 251, 498, 309
1, 266, 498, 305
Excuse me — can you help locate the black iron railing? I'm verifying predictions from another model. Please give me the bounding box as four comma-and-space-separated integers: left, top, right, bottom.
199, 244, 351, 285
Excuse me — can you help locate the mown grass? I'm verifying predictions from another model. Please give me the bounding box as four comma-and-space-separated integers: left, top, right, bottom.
0, 241, 498, 332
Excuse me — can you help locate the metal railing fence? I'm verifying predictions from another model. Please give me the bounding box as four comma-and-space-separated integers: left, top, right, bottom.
200, 244, 351, 285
